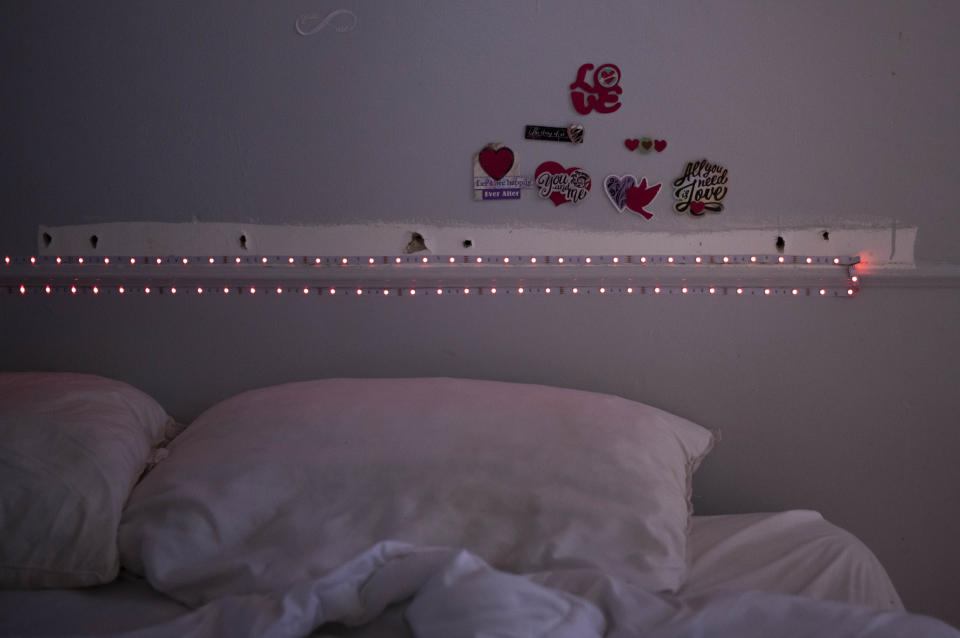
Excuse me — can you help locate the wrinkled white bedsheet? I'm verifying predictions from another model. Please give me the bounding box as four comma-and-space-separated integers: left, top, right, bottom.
4, 541, 955, 638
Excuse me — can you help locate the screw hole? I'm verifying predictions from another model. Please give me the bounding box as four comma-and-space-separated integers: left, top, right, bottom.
405, 232, 428, 254
775, 236, 785, 252
821, 231, 830, 241
239, 235, 247, 250
42, 232, 52, 247
90, 235, 99, 249
462, 239, 473, 249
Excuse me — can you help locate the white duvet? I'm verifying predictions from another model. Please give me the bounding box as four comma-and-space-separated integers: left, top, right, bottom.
38, 541, 957, 638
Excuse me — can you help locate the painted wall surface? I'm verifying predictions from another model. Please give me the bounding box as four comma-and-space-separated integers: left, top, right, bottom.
1, 0, 959, 626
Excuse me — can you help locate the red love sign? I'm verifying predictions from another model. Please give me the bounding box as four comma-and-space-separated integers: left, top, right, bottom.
624, 138, 640, 151
535, 161, 591, 206
478, 147, 515, 181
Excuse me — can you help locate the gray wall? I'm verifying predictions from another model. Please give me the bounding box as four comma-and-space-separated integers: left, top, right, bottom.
2, 1, 958, 626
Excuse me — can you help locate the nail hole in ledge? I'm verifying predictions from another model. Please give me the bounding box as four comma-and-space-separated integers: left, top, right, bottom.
239, 235, 248, 250
405, 232, 427, 254
775, 236, 785, 253
42, 232, 52, 248
89, 235, 99, 250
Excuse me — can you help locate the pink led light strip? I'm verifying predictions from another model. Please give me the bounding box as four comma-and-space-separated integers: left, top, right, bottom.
0, 253, 861, 298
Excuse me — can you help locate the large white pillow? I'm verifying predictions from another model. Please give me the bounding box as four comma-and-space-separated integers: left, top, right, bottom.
119, 378, 714, 606
0, 372, 173, 588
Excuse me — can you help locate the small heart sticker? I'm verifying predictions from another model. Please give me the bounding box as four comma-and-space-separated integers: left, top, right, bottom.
654, 139, 667, 152
690, 201, 705, 215
624, 139, 639, 152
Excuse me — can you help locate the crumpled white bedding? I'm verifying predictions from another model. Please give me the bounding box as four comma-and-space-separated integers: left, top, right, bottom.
2, 538, 956, 638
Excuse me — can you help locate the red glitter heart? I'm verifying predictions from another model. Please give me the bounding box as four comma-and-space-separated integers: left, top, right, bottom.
624, 139, 640, 152
690, 201, 705, 215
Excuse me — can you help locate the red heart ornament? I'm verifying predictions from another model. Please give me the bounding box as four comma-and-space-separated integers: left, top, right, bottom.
535, 161, 591, 206
654, 139, 667, 152
690, 201, 705, 215
479, 147, 515, 181
624, 139, 640, 152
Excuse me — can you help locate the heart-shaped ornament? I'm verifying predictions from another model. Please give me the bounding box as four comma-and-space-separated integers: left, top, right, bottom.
479, 146, 515, 181
690, 201, 705, 215
604, 175, 637, 212
624, 139, 639, 152
654, 139, 667, 152
535, 161, 591, 206
639, 137, 653, 153
567, 124, 585, 144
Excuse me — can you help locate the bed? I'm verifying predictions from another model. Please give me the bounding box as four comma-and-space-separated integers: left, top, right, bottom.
1, 373, 956, 638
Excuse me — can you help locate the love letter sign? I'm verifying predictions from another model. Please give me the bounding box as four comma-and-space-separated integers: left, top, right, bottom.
672, 158, 729, 215
535, 161, 591, 206
604, 175, 662, 220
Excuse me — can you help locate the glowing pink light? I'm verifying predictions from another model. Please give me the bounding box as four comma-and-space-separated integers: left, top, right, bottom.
92, 286, 99, 295
78, 257, 84, 264
600, 287, 606, 294
144, 287, 151, 294
682, 287, 688, 294
778, 257, 785, 263
130, 258, 137, 264
170, 287, 177, 295
409, 289, 416, 295
449, 257, 455, 263
70, 286, 77, 294
422, 257, 429, 263
820, 289, 826, 296
847, 289, 855, 296
44, 285, 51, 294
806, 257, 813, 264
119, 287, 125, 294
667, 257, 674, 263
249, 287, 256, 295
156, 258, 163, 265
490, 288, 497, 294
585, 257, 592, 263
750, 256, 757, 263
723, 256, 730, 263
531, 257, 537, 263
329, 288, 336, 295
303, 288, 310, 295
197, 287, 204, 295
627, 287, 633, 293
224, 287, 230, 294
558, 257, 565, 264
104, 257, 110, 264
613, 257, 620, 263
276, 287, 283, 294
503, 257, 510, 263
436, 288, 443, 295
19, 285, 26, 294
341, 258, 348, 264
182, 258, 189, 264
654, 287, 661, 294
463, 288, 470, 294
235, 257, 241, 263
792, 289, 799, 295
368, 258, 375, 264
355, 289, 362, 295
764, 288, 771, 295
709, 287, 716, 294
517, 287, 524, 294
736, 288, 743, 295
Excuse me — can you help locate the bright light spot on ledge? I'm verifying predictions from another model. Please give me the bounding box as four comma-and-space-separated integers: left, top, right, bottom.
119, 287, 125, 294
764, 288, 771, 295
572, 287, 579, 294
667, 257, 674, 263
627, 287, 633, 293
490, 287, 497, 294
654, 287, 661, 294
558, 257, 565, 264
736, 288, 743, 295
820, 289, 826, 296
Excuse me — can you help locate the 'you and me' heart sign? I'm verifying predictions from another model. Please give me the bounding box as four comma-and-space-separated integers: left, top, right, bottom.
534, 161, 591, 206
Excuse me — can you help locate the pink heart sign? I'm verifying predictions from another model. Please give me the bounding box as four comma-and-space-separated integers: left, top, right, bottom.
535, 161, 591, 206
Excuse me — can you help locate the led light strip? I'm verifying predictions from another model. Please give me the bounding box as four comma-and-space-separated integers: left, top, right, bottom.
3, 254, 861, 267
0, 253, 861, 298
2, 284, 858, 297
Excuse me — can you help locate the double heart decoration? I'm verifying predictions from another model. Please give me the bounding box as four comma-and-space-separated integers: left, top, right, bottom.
603, 175, 662, 220
624, 137, 667, 153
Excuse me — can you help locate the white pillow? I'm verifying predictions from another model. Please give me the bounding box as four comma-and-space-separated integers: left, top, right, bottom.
0, 372, 173, 588
119, 378, 714, 606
